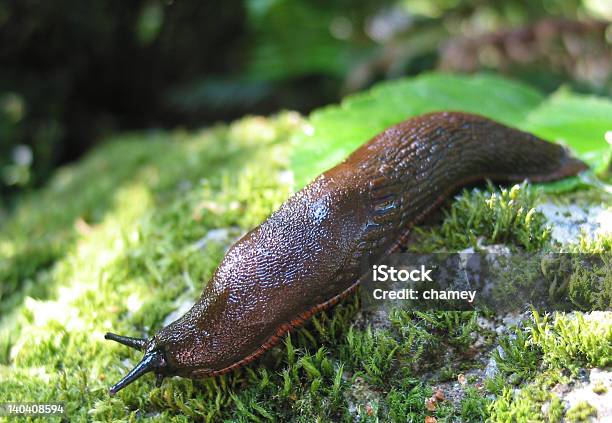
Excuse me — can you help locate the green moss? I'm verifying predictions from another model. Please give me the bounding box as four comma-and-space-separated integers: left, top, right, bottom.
569, 231, 612, 254
547, 396, 565, 422
532, 311, 612, 371
388, 310, 486, 379
565, 254, 612, 311
488, 369, 567, 421
385, 382, 432, 422
491, 312, 608, 377
488, 311, 611, 421
592, 381, 607, 395
493, 328, 541, 381
411, 182, 551, 253
565, 401, 597, 422
340, 327, 398, 385
460, 386, 489, 422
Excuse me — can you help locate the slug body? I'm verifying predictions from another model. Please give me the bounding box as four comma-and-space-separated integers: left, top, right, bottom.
106, 112, 587, 394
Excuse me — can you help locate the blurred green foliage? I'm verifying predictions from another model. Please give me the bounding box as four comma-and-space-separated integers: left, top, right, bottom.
0, 0, 246, 203
1, 0, 609, 207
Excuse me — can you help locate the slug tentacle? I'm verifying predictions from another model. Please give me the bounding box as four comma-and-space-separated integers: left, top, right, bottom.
105, 111, 588, 394
104, 332, 147, 351
109, 349, 166, 396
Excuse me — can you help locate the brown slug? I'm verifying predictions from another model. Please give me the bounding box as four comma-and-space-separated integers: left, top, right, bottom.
105, 111, 587, 395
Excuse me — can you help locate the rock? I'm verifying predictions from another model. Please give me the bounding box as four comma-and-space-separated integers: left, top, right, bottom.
484, 356, 499, 379
552, 368, 612, 422
344, 375, 382, 420
536, 202, 611, 245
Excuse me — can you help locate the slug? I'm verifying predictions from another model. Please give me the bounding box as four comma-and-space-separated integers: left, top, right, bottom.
105, 112, 587, 394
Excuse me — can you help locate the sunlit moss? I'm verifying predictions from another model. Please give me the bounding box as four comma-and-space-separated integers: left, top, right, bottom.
411, 182, 551, 253
565, 401, 597, 422
532, 311, 612, 370
488, 370, 567, 422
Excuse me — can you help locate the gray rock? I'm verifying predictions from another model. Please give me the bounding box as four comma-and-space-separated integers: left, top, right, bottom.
537, 202, 611, 245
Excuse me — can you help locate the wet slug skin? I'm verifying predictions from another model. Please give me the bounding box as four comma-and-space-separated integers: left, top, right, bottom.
105, 111, 587, 395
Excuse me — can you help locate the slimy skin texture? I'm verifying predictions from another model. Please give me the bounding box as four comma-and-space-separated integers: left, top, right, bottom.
105, 112, 587, 394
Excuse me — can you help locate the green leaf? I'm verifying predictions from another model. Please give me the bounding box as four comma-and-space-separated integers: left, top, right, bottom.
523, 88, 612, 171
290, 73, 611, 191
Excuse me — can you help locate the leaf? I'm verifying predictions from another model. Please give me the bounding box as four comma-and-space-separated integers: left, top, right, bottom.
536, 177, 584, 194
523, 88, 612, 171
290, 73, 611, 192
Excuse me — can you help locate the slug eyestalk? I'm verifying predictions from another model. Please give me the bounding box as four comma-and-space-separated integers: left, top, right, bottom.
105, 332, 167, 395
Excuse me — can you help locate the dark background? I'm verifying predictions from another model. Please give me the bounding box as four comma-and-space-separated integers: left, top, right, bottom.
1, 0, 610, 206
